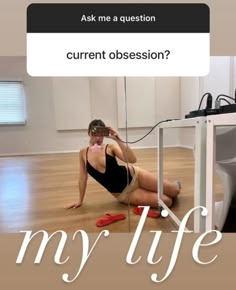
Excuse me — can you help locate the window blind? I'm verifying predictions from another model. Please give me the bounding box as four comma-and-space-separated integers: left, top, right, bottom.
0, 81, 26, 124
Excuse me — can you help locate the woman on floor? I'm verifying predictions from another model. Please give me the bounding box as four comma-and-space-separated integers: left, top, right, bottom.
65, 119, 180, 210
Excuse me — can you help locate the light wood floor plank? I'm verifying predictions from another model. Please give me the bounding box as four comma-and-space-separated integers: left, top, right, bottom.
0, 148, 223, 233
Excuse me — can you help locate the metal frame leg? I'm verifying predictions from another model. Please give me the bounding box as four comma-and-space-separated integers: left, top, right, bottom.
206, 119, 216, 230
194, 119, 206, 232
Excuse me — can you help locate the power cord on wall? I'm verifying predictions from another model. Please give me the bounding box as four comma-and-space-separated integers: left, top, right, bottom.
216, 94, 235, 102
215, 94, 236, 109
118, 118, 180, 144
197, 92, 212, 110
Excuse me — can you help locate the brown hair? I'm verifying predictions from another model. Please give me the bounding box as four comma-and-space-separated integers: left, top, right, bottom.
88, 119, 106, 133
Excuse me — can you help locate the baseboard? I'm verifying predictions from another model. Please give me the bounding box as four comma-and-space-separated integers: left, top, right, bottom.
0, 150, 80, 157
177, 144, 194, 150
0, 144, 193, 157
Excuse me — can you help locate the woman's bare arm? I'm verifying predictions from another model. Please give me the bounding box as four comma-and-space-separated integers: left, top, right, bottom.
107, 127, 137, 163
64, 148, 88, 208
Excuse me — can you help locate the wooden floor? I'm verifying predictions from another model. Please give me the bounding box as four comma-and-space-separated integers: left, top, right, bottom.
0, 147, 223, 233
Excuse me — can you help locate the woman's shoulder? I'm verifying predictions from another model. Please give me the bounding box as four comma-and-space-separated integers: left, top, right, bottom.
80, 146, 88, 153
106, 143, 117, 148
106, 143, 118, 155
79, 147, 88, 158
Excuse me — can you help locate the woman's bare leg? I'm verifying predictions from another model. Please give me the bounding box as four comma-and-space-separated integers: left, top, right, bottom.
137, 167, 180, 198
122, 188, 173, 208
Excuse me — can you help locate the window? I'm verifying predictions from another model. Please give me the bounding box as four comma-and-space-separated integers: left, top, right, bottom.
0, 81, 26, 124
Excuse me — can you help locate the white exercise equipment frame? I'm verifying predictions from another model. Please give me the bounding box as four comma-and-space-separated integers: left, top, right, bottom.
157, 117, 207, 233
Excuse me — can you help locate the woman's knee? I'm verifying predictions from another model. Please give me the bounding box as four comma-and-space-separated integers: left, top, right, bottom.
163, 195, 173, 208
163, 181, 180, 198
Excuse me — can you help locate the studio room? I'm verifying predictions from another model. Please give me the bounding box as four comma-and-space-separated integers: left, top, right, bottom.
1, 56, 236, 233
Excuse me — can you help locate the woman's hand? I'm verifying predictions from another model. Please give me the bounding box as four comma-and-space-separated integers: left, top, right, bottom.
107, 126, 120, 141
64, 200, 82, 209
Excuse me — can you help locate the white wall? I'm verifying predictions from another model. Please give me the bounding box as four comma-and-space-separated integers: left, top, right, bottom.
179, 56, 235, 149
180, 57, 233, 120
117, 77, 156, 128
200, 56, 232, 105
0, 57, 86, 155
89, 77, 118, 128
0, 57, 181, 155
52, 78, 91, 130
179, 77, 200, 148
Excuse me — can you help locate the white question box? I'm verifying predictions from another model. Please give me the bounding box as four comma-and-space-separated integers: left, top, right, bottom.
27, 3, 210, 76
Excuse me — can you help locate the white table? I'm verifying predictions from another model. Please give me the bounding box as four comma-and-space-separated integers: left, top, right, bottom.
157, 117, 207, 232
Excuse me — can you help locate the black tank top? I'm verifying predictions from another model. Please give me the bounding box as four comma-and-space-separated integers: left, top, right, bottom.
86, 144, 132, 193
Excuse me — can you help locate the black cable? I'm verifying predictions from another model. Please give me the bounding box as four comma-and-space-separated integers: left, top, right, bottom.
198, 92, 212, 110
218, 98, 231, 105
216, 94, 235, 102
118, 118, 180, 144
